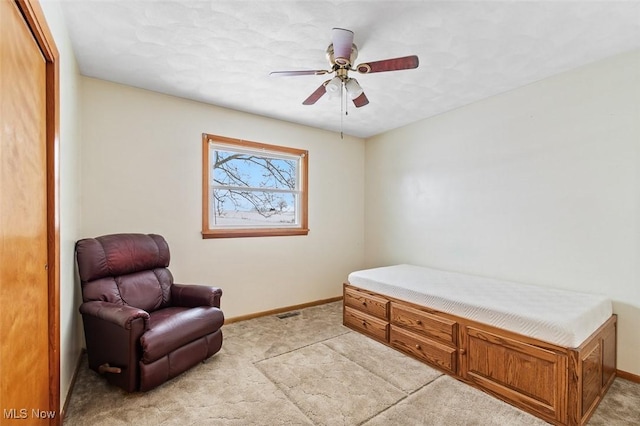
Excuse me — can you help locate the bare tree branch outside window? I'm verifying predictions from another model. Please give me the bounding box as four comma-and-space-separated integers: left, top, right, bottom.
211, 149, 298, 225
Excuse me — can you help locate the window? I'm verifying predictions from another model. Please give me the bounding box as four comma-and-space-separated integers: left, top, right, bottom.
202, 134, 309, 238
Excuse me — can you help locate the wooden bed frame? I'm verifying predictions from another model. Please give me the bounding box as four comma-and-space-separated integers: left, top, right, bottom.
343, 283, 617, 426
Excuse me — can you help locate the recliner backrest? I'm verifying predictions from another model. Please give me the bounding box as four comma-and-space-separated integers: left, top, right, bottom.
76, 233, 173, 312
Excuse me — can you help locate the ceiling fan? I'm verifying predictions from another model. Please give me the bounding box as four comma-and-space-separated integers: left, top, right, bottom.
270, 28, 419, 108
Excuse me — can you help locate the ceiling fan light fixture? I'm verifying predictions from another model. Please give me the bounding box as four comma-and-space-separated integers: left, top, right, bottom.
345, 78, 363, 99
269, 28, 419, 110
325, 76, 342, 94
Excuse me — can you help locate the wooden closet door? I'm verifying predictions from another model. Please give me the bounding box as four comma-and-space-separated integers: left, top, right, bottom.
0, 0, 51, 422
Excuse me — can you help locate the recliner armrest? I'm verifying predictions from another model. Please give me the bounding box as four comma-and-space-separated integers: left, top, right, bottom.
79, 301, 150, 330
171, 284, 222, 308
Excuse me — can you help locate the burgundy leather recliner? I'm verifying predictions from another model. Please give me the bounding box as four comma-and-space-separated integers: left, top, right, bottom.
75, 233, 224, 392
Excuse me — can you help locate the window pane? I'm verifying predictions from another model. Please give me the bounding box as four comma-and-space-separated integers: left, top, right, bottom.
213, 149, 297, 190
212, 189, 297, 227
203, 134, 308, 238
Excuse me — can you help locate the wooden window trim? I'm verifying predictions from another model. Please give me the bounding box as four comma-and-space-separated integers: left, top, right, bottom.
202, 134, 309, 239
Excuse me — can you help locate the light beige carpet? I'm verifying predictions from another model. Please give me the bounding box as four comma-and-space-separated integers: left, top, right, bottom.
64, 301, 640, 425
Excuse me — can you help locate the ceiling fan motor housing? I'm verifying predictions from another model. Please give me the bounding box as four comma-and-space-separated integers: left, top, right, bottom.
326, 43, 358, 67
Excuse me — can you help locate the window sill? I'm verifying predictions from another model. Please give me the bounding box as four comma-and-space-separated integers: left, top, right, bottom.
202, 228, 310, 239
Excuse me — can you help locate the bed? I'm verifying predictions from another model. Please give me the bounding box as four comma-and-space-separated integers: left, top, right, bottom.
343, 264, 617, 426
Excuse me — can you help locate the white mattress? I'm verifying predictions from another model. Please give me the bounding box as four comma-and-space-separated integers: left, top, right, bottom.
348, 264, 612, 347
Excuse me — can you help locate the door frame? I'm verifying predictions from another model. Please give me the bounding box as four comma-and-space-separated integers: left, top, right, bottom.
14, 0, 60, 423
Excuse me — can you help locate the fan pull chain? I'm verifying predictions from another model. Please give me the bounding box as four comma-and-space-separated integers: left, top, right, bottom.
340, 82, 344, 139
345, 87, 349, 117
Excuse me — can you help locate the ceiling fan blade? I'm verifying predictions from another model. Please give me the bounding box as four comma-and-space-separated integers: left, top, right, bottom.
270, 70, 329, 77
302, 80, 330, 105
352, 92, 369, 108
332, 28, 354, 65
356, 55, 419, 74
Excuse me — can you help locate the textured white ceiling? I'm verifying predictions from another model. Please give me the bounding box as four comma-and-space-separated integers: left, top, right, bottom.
59, 0, 640, 138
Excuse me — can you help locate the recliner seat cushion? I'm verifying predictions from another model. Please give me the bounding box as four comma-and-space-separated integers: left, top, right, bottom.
141, 306, 224, 364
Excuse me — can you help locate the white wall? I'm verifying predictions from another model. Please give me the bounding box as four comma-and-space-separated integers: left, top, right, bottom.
40, 0, 84, 412
79, 78, 365, 318
365, 50, 640, 375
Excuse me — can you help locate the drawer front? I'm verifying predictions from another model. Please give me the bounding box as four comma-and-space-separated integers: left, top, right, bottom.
391, 302, 457, 346
344, 287, 389, 320
462, 325, 562, 420
344, 306, 389, 342
390, 325, 457, 374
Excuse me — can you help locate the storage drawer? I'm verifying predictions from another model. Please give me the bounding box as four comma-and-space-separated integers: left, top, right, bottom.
462, 325, 562, 420
344, 306, 389, 342
344, 286, 389, 320
391, 302, 457, 346
390, 325, 457, 374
